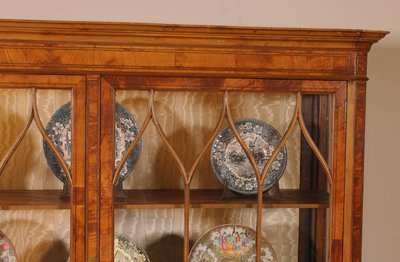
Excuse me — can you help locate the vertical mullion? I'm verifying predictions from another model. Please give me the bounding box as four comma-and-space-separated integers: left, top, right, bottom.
100, 79, 115, 261
184, 183, 190, 262
256, 186, 263, 262
86, 75, 101, 261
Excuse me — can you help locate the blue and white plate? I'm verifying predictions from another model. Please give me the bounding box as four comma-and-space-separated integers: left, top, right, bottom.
43, 102, 141, 184
211, 118, 287, 194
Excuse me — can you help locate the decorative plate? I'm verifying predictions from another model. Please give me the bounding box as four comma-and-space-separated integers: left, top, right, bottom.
0, 231, 18, 262
189, 225, 277, 262
114, 234, 150, 262
211, 118, 287, 194
43, 102, 141, 183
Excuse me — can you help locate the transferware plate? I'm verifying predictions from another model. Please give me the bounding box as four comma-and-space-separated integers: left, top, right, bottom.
211, 118, 287, 194
44, 102, 141, 184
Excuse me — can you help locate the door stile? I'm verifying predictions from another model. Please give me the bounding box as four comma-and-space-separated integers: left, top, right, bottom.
343, 81, 367, 262
329, 85, 347, 262
99, 79, 116, 261
71, 77, 87, 261
86, 75, 101, 261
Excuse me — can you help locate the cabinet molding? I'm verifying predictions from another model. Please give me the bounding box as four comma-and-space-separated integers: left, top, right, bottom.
0, 19, 387, 80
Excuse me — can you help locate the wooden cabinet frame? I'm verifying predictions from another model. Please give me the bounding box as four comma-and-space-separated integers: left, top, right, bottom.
0, 19, 387, 262
0, 74, 86, 260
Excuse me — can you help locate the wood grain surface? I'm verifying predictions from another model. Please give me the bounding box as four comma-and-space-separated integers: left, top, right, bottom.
0, 190, 70, 210
86, 75, 101, 261
115, 189, 329, 209
0, 20, 388, 80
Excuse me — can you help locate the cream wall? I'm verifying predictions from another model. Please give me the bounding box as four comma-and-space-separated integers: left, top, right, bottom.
1, 1, 399, 261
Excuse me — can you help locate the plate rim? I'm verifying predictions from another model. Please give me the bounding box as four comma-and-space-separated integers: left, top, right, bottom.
188, 223, 278, 262
114, 233, 150, 262
210, 118, 288, 195
43, 102, 142, 183
0, 230, 18, 261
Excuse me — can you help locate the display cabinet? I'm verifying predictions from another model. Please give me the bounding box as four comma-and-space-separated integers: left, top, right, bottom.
0, 20, 387, 262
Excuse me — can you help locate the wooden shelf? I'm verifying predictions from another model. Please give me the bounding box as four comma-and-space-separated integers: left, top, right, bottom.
0, 190, 70, 210
115, 189, 329, 209
0, 189, 328, 210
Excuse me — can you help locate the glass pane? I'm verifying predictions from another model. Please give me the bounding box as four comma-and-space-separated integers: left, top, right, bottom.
113, 87, 332, 262
188, 92, 300, 262
115, 90, 186, 261
0, 88, 72, 261
298, 94, 331, 262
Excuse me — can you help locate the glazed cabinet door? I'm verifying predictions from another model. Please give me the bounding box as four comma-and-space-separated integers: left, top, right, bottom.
0, 74, 86, 261
99, 76, 347, 262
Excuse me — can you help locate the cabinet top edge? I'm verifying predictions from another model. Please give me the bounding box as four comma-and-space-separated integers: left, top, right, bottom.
0, 19, 389, 48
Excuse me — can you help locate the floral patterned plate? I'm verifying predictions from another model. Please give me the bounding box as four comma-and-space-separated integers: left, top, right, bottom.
211, 118, 287, 194
189, 225, 277, 262
115, 234, 150, 262
0, 231, 18, 262
43, 102, 141, 188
